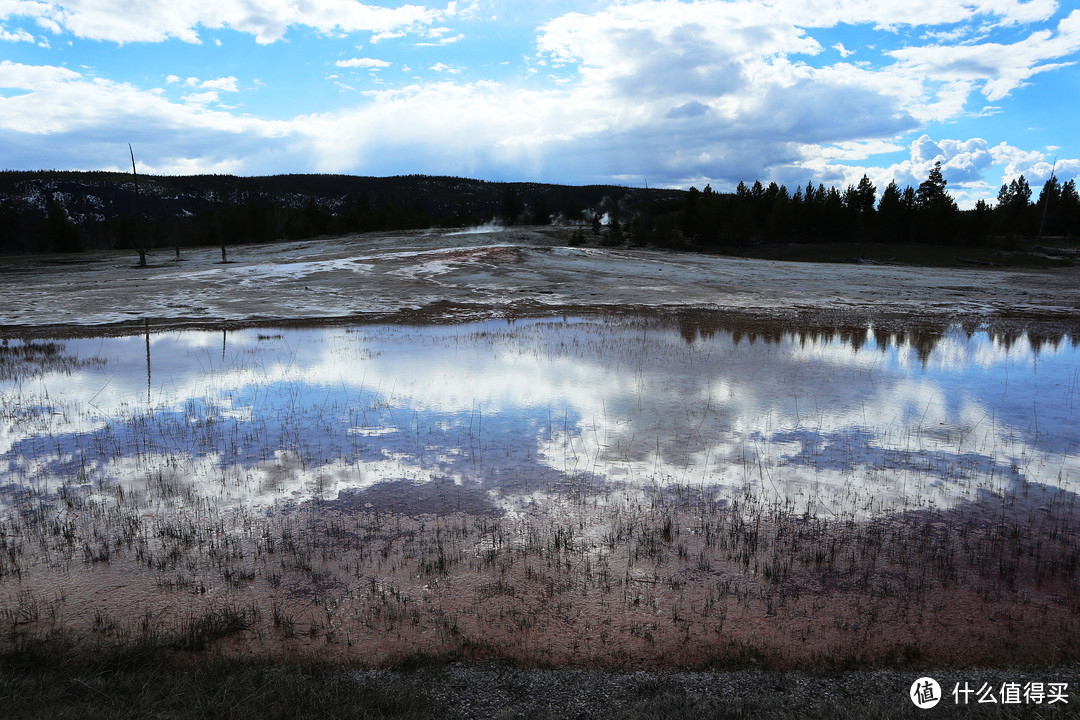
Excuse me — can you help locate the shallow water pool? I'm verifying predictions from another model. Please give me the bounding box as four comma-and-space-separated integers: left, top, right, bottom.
2, 316, 1078, 519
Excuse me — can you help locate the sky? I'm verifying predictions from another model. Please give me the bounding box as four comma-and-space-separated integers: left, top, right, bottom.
1, 0, 1079, 207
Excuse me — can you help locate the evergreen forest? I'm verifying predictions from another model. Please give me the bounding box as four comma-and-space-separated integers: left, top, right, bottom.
1, 163, 1077, 258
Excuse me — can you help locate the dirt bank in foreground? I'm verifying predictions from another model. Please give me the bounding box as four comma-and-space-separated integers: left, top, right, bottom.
5, 655, 1078, 719
2, 226, 1079, 336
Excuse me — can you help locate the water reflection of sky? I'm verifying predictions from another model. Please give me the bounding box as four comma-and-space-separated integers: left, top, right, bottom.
1, 318, 1077, 517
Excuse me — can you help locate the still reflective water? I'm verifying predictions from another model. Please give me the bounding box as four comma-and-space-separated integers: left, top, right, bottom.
2, 316, 1078, 519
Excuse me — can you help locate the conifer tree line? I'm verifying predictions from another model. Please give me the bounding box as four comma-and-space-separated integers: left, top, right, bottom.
1, 164, 1077, 256
0, 176, 440, 255
663, 162, 1080, 250
0, 172, 672, 255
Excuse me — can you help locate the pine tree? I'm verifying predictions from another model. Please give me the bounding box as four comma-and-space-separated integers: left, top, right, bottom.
915, 162, 958, 242
1059, 179, 1080, 236
877, 181, 905, 243
1036, 176, 1062, 237
996, 175, 1033, 236
43, 201, 82, 253
0, 199, 24, 253
916, 162, 952, 209
878, 181, 902, 213
855, 175, 876, 215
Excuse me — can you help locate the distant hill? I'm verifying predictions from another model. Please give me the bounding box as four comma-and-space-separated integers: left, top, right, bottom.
3, 169, 1077, 259
0, 171, 683, 255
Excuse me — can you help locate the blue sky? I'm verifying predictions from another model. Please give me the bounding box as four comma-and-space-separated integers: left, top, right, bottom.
1, 0, 1078, 207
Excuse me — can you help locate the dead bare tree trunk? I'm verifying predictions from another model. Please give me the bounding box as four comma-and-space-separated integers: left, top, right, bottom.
145, 319, 152, 404
129, 144, 148, 267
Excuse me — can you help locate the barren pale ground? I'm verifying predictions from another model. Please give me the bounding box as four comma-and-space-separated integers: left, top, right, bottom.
2, 226, 1079, 333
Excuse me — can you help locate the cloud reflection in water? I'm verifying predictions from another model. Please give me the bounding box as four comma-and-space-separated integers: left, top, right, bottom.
1, 317, 1077, 518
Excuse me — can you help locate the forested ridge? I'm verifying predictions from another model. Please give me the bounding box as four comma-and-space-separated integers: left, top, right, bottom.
1, 165, 1077, 257
0, 171, 679, 255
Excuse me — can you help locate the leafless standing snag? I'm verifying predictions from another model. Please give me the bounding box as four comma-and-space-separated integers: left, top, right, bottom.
129, 144, 149, 267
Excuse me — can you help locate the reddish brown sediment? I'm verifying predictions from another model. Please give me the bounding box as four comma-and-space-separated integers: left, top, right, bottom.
4, 483, 1077, 668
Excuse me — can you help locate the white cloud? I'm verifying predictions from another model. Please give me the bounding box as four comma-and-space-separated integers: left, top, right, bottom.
537, 1, 823, 86
182, 90, 220, 106
0, 2, 926, 187
802, 139, 907, 162
888, 10, 1080, 101
370, 30, 405, 43
417, 32, 462, 46
33, 14, 61, 35
294, 81, 558, 177
0, 23, 33, 42
513, 1, 1075, 191
665, 100, 710, 119
0, 60, 289, 172
525, 1, 926, 184
0, 0, 1077, 203
337, 57, 392, 69
990, 142, 1080, 184
794, 134, 1080, 209
0, 1, 457, 44
910, 135, 995, 182
169, 76, 239, 103
921, 26, 974, 43
757, 0, 1058, 29
183, 76, 238, 92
